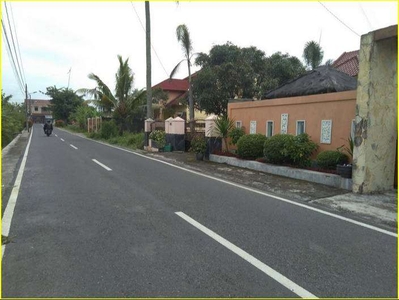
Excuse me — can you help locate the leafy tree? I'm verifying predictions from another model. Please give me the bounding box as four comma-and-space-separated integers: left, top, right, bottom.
303, 41, 324, 70
193, 43, 255, 116
1, 91, 25, 148
170, 24, 195, 131
45, 86, 84, 122
262, 52, 306, 92
69, 104, 99, 130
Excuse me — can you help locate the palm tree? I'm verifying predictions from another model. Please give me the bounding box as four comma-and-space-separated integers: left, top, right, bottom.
303, 41, 324, 70
78, 55, 145, 133
145, 1, 153, 119
170, 24, 195, 132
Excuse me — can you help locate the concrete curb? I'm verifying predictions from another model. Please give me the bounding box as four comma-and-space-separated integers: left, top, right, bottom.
209, 154, 352, 190
2, 131, 25, 157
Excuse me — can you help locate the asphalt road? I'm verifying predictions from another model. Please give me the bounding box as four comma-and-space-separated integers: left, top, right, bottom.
2, 124, 397, 297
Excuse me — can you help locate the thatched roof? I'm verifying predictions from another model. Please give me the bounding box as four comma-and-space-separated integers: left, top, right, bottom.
264, 65, 357, 99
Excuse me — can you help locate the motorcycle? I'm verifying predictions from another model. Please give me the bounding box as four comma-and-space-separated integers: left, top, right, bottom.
45, 127, 52, 137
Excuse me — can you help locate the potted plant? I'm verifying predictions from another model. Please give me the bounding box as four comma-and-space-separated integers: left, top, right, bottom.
149, 130, 166, 151
190, 134, 207, 160
336, 136, 354, 178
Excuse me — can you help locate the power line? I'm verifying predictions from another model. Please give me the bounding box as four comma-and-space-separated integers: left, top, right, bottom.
4, 1, 26, 86
318, 2, 360, 37
8, 2, 26, 85
2, 19, 25, 94
130, 2, 169, 78
359, 3, 373, 31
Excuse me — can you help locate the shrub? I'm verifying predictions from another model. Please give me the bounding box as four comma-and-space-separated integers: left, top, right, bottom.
149, 130, 166, 148
264, 133, 318, 167
263, 134, 294, 164
100, 120, 118, 139
316, 150, 349, 170
229, 127, 245, 146
190, 134, 207, 154
55, 120, 65, 127
289, 133, 318, 167
237, 134, 267, 159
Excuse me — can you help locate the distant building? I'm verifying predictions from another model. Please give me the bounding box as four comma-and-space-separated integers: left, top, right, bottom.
26, 99, 52, 123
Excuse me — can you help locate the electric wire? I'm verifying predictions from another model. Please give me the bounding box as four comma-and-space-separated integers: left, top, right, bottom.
130, 2, 169, 77
318, 2, 360, 37
2, 19, 25, 94
8, 2, 26, 85
4, 1, 26, 87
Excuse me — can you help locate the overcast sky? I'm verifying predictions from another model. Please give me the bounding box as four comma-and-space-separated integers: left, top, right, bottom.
2, 1, 397, 103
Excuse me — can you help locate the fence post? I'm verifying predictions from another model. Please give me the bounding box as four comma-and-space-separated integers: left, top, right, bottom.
144, 118, 154, 149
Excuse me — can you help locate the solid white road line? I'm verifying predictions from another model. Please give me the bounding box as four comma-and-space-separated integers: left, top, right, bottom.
70, 144, 78, 150
176, 211, 317, 298
92, 159, 112, 171
2, 128, 34, 258
60, 138, 65, 142
70, 132, 397, 238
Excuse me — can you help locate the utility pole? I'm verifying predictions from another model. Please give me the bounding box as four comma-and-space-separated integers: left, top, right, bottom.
145, 1, 153, 119
25, 83, 29, 132
67, 67, 71, 89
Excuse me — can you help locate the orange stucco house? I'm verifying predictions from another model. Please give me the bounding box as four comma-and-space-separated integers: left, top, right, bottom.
228, 66, 358, 155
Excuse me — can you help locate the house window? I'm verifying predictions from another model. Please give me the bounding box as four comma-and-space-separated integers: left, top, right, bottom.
235, 121, 242, 128
34, 106, 38, 112
266, 121, 274, 137
250, 121, 257, 134
296, 120, 306, 135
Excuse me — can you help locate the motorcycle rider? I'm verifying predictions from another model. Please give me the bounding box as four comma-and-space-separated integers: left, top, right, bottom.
43, 119, 53, 134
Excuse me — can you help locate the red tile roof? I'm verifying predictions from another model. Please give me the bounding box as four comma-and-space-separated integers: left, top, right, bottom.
332, 50, 359, 77
153, 78, 189, 92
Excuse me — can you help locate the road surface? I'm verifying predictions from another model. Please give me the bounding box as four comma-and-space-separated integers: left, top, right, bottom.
2, 124, 397, 297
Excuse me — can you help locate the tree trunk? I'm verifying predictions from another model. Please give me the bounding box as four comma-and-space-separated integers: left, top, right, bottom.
187, 59, 194, 133
145, 1, 153, 119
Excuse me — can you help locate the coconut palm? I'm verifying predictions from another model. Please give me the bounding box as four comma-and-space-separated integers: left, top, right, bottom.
170, 24, 195, 132
78, 55, 145, 133
303, 41, 324, 70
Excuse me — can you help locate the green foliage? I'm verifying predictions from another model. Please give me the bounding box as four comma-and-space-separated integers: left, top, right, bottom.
69, 105, 99, 129
316, 150, 349, 170
229, 127, 245, 146
190, 134, 207, 154
303, 41, 324, 70
263, 134, 294, 164
337, 136, 354, 159
237, 134, 267, 159
100, 120, 118, 139
263, 133, 317, 167
213, 116, 235, 152
262, 52, 306, 92
149, 130, 166, 148
45, 86, 83, 122
194, 43, 305, 115
289, 134, 318, 167
1, 91, 25, 148
55, 119, 65, 127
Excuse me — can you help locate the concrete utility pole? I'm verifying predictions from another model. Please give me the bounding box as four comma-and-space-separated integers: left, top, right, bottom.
145, 1, 153, 119
25, 84, 29, 132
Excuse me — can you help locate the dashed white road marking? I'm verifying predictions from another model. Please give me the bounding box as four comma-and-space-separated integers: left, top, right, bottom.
175, 211, 317, 298
70, 144, 78, 150
60, 138, 65, 142
68, 130, 397, 238
55, 134, 58, 137
2, 128, 34, 258
92, 159, 112, 171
